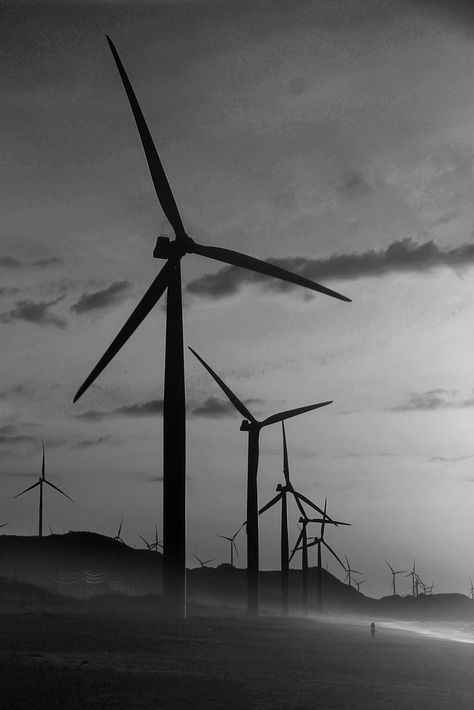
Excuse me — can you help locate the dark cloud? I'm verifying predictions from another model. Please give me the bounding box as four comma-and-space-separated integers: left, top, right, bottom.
0, 424, 37, 449
389, 389, 474, 412
71, 280, 132, 314
70, 436, 117, 449
430, 454, 474, 464
190, 396, 262, 418
0, 256, 22, 269
76, 399, 164, 422
0, 383, 34, 400
31, 257, 62, 267
335, 171, 372, 200
0, 297, 66, 328
186, 239, 474, 299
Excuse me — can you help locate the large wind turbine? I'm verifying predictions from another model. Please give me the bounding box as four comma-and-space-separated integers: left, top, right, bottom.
13, 443, 72, 537
385, 560, 407, 596
189, 347, 332, 617
73, 37, 350, 619
257, 422, 333, 616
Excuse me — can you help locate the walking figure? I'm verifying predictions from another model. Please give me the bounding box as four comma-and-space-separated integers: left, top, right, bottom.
370, 622, 376, 639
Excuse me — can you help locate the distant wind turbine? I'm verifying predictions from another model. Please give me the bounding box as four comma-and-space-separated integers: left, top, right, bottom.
192, 554, 214, 568
405, 559, 418, 597
218, 526, 243, 567
344, 555, 362, 588
385, 560, 407, 596
305, 498, 349, 608
13, 442, 72, 537
73, 37, 350, 619
469, 578, 474, 600
354, 578, 366, 593
139, 525, 163, 552
257, 423, 333, 615
114, 519, 126, 544
189, 346, 332, 617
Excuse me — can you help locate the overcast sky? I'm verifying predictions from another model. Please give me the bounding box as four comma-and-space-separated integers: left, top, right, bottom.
1, 0, 474, 598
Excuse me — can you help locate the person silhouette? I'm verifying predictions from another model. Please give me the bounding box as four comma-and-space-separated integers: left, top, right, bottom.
370, 622, 376, 638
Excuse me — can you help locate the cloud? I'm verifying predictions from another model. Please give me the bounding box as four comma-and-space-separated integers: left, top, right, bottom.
31, 257, 62, 267
0, 256, 21, 269
0, 383, 34, 400
71, 280, 132, 314
430, 454, 474, 464
0, 297, 66, 328
186, 239, 474, 299
70, 435, 117, 449
76, 399, 164, 422
335, 170, 372, 200
0, 425, 37, 449
0, 287, 20, 296
190, 396, 262, 418
389, 389, 474, 412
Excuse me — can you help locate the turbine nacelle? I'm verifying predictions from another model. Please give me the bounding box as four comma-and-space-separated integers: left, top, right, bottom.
153, 234, 195, 259
240, 419, 257, 432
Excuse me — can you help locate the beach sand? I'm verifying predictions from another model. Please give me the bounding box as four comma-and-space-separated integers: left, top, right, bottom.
1, 606, 473, 709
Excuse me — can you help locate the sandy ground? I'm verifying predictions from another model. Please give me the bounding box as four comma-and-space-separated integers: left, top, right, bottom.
1, 607, 474, 709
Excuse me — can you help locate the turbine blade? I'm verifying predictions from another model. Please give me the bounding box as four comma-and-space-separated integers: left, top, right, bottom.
281, 421, 290, 485
321, 498, 327, 537
385, 560, 395, 574
189, 242, 351, 302
13, 480, 40, 498
41, 441, 45, 479
74, 261, 172, 402
258, 493, 282, 515
232, 540, 239, 559
289, 530, 304, 562
294, 492, 328, 518
44, 480, 73, 502
217, 535, 232, 542
188, 347, 256, 422
138, 534, 149, 547
192, 553, 201, 564
261, 400, 332, 427
323, 541, 346, 570
106, 36, 186, 239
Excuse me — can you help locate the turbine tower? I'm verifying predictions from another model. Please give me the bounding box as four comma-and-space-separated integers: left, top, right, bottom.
257, 423, 333, 615
73, 37, 350, 619
189, 346, 332, 617
405, 560, 418, 597
13, 442, 72, 537
469, 577, 474, 600
385, 560, 407, 596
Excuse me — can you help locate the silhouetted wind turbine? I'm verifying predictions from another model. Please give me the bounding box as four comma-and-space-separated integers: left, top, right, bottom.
405, 559, 417, 597
354, 578, 366, 593
13, 442, 72, 537
218, 526, 242, 567
114, 519, 125, 544
257, 422, 333, 616
139, 525, 163, 552
469, 577, 474, 600
344, 555, 362, 587
189, 346, 332, 617
73, 37, 350, 619
192, 554, 214, 568
305, 498, 349, 609
385, 560, 407, 596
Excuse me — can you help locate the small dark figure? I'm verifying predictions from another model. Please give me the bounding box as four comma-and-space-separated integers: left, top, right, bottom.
370, 622, 376, 638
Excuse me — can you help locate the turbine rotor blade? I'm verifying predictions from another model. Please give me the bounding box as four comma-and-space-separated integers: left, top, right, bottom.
322, 541, 346, 570
188, 347, 256, 423
261, 401, 332, 427
13, 480, 41, 499
294, 492, 328, 518
385, 560, 395, 574
258, 493, 282, 515
41, 441, 45, 479
74, 261, 172, 402
106, 37, 186, 239
281, 421, 290, 485
232, 540, 239, 559
289, 529, 304, 563
321, 498, 327, 538
189, 242, 351, 302
44, 480, 73, 502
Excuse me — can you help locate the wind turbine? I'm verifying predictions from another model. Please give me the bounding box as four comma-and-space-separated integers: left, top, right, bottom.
189, 346, 332, 617
469, 577, 474, 600
218, 526, 242, 567
13, 442, 72, 537
139, 525, 163, 551
192, 554, 214, 568
405, 559, 418, 597
114, 519, 126, 544
385, 560, 407, 596
354, 578, 366, 593
305, 498, 349, 609
344, 555, 362, 588
73, 37, 351, 619
257, 423, 335, 615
